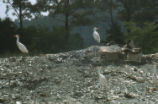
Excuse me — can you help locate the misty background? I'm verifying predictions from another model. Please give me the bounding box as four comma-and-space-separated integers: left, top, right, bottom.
0, 0, 158, 55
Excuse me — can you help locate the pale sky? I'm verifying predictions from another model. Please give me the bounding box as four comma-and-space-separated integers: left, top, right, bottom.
0, 0, 37, 20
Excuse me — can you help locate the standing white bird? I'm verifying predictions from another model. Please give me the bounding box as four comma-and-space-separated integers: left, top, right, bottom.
14, 34, 29, 54
92, 27, 100, 56
93, 27, 100, 43
97, 68, 107, 89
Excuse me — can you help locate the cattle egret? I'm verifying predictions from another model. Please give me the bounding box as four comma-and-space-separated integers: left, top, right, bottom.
93, 27, 100, 43
97, 68, 107, 89
14, 34, 29, 54
92, 27, 100, 56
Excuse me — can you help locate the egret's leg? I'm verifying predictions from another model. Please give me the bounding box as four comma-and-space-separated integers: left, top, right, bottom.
95, 47, 97, 56
94, 48, 96, 56
93, 47, 96, 56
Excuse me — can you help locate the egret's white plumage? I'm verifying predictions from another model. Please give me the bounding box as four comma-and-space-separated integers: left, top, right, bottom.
14, 34, 29, 54
97, 69, 107, 88
16, 101, 22, 104
93, 27, 100, 43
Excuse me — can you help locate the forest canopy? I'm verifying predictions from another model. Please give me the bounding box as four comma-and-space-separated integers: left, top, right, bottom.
0, 0, 158, 54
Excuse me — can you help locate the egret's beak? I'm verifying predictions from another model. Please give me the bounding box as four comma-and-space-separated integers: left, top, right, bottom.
94, 27, 98, 30
14, 34, 18, 37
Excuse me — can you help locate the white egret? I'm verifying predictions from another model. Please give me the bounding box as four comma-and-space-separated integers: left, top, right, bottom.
14, 34, 29, 54
92, 27, 100, 56
97, 68, 107, 89
93, 27, 100, 43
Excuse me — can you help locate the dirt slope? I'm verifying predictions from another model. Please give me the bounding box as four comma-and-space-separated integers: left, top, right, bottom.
0, 46, 158, 104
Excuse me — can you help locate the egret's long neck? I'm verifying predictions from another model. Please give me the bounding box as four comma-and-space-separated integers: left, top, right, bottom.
16, 36, 20, 42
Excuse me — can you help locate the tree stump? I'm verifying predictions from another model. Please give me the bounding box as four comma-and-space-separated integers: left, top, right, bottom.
99, 46, 122, 62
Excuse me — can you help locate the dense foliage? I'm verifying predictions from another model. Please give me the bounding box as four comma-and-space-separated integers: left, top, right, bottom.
0, 0, 158, 54
0, 18, 83, 54
0, 18, 17, 54
106, 22, 125, 45
124, 22, 158, 53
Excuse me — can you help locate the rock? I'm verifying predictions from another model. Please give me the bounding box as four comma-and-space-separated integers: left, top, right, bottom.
147, 87, 157, 94
0, 95, 9, 103
124, 92, 139, 99
16, 101, 22, 104
11, 94, 20, 99
0, 98, 6, 103
99, 45, 122, 62
126, 52, 142, 63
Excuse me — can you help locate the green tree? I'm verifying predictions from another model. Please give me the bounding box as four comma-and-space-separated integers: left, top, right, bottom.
119, 0, 158, 23
96, 0, 123, 43
29, 0, 48, 19
0, 18, 17, 53
3, 0, 32, 33
124, 21, 158, 53
132, 0, 158, 24
34, 0, 94, 42
24, 26, 84, 53
119, 0, 139, 21
96, 0, 119, 25
106, 22, 125, 44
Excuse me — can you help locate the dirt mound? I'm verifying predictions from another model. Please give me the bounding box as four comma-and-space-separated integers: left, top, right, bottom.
0, 46, 158, 104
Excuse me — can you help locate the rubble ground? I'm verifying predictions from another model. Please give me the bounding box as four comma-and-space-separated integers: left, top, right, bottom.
0, 46, 158, 104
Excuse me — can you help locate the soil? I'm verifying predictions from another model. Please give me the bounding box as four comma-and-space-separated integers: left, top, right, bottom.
0, 46, 158, 104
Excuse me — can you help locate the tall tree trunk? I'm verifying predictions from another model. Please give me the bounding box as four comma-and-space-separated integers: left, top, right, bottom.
110, 0, 114, 25
65, 12, 69, 32
64, 0, 70, 42
19, 0, 23, 34
125, 0, 131, 21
